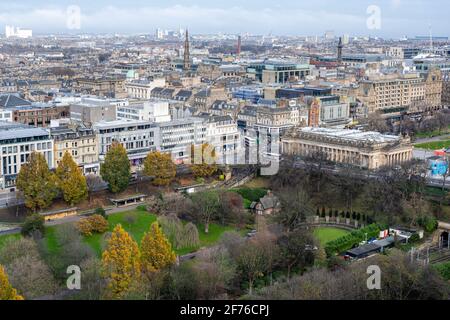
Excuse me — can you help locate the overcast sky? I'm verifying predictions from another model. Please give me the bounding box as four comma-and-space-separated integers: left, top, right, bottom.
0, 0, 448, 38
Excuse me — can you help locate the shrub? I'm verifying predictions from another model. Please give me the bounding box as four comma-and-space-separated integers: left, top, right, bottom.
434, 262, 450, 281
409, 233, 421, 243
232, 188, 267, 202
21, 214, 45, 237
136, 204, 147, 212
418, 216, 438, 233
94, 207, 106, 218
324, 224, 386, 257
77, 214, 109, 237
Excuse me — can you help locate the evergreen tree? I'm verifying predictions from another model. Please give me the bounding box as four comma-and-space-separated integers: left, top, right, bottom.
55, 152, 88, 205
143, 151, 176, 186
102, 224, 140, 299
0, 265, 24, 300
140, 222, 176, 274
100, 142, 131, 193
16, 152, 57, 212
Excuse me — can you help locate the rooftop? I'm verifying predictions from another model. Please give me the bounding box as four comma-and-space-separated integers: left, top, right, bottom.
0, 121, 50, 141
299, 127, 400, 144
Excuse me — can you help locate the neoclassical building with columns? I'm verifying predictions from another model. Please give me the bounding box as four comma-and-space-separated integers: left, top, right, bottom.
281, 127, 413, 170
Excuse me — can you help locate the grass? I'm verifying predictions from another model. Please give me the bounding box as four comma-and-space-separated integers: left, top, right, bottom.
313, 227, 350, 245
0, 233, 21, 251
243, 199, 252, 209
425, 186, 448, 198
0, 209, 242, 259
83, 209, 158, 256
414, 140, 450, 150
415, 126, 450, 139
82, 210, 238, 257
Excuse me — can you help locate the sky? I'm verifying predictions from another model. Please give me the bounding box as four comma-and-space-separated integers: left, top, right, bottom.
0, 0, 448, 38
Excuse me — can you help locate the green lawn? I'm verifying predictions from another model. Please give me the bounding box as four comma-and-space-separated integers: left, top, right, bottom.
0, 233, 21, 251
82, 210, 238, 257
0, 210, 241, 259
313, 227, 350, 245
415, 126, 450, 139
414, 140, 450, 150
83, 210, 158, 256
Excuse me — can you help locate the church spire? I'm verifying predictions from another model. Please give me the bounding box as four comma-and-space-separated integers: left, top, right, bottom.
183, 29, 191, 71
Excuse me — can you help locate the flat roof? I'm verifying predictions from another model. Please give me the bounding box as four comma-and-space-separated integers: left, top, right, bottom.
300, 127, 400, 144
93, 119, 155, 129
0, 121, 50, 140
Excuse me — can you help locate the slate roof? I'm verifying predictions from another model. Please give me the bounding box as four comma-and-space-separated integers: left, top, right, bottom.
0, 94, 32, 108
259, 194, 279, 210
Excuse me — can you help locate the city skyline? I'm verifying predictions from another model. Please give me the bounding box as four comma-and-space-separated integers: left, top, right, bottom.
0, 0, 449, 38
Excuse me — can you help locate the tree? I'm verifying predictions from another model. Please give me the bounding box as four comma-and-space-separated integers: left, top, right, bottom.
102, 224, 141, 299
5, 254, 57, 300
140, 222, 176, 274
0, 237, 56, 299
143, 151, 176, 186
74, 257, 106, 300
363, 111, 390, 133
21, 214, 45, 237
16, 152, 57, 212
182, 223, 200, 248
55, 152, 88, 205
190, 191, 220, 233
86, 174, 105, 202
157, 214, 184, 249
193, 247, 236, 299
235, 238, 271, 295
277, 229, 316, 280
217, 191, 245, 226
273, 187, 314, 232
0, 265, 23, 300
190, 143, 218, 178
100, 142, 131, 193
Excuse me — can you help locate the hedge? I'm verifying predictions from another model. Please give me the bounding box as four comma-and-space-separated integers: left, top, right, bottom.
324, 224, 387, 257
232, 188, 267, 202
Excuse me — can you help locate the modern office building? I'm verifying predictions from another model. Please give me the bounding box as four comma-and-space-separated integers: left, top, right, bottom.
0, 122, 53, 193
116, 100, 171, 122
316, 96, 351, 127
281, 127, 413, 170
247, 60, 311, 84
157, 117, 207, 164
93, 120, 159, 170
70, 98, 121, 125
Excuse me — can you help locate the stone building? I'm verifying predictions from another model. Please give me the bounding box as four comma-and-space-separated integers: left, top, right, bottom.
51, 126, 99, 175
281, 127, 413, 170
356, 70, 443, 114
